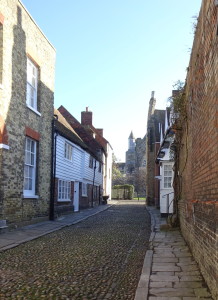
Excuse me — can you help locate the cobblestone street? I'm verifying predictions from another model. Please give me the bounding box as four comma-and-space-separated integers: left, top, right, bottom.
0, 201, 150, 300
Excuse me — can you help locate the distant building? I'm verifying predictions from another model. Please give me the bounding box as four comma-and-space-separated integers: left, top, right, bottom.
116, 132, 146, 176
125, 131, 136, 174
146, 91, 165, 207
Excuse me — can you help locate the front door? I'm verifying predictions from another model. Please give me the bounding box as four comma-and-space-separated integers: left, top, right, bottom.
74, 181, 79, 212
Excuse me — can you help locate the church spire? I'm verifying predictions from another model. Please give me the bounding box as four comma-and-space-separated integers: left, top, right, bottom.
128, 131, 135, 150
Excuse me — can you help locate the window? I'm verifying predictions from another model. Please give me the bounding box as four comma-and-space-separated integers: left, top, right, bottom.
82, 183, 87, 196
89, 155, 93, 168
58, 180, 71, 201
98, 162, 102, 173
26, 57, 38, 111
163, 165, 172, 188
64, 142, 73, 161
24, 137, 37, 196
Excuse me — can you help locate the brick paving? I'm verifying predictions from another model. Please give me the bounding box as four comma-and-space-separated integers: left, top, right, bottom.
0, 200, 150, 300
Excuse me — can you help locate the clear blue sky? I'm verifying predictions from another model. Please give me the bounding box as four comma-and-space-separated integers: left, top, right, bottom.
21, 0, 201, 161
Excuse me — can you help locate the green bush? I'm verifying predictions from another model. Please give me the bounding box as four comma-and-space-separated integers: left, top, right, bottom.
112, 185, 134, 200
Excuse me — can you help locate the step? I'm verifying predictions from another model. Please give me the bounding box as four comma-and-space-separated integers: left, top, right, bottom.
0, 219, 8, 233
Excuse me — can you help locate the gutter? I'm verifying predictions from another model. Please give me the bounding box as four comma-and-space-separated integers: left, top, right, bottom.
49, 115, 58, 221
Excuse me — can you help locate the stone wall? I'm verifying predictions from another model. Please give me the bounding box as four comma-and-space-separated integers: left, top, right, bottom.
175, 1, 218, 298
0, 0, 55, 225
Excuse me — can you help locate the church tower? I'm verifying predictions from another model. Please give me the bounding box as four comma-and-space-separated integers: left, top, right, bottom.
128, 131, 135, 150
125, 131, 136, 174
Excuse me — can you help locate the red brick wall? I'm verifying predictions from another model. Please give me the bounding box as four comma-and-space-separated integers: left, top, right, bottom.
176, 1, 218, 298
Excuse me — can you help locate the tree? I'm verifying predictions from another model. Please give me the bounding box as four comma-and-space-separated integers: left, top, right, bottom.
112, 154, 125, 186
134, 168, 146, 199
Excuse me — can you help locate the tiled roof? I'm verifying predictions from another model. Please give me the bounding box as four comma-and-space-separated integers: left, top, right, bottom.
58, 106, 105, 157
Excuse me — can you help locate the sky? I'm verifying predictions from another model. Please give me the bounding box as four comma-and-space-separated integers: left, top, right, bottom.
21, 0, 202, 161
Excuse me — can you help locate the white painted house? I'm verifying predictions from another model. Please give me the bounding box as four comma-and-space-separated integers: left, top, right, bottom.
53, 109, 104, 215
156, 108, 175, 216
58, 106, 113, 201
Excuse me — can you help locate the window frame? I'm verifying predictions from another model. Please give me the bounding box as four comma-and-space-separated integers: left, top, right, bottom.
98, 162, 102, 173
26, 57, 39, 113
64, 142, 73, 161
82, 182, 87, 197
163, 164, 173, 189
23, 137, 37, 197
58, 179, 71, 202
89, 155, 94, 168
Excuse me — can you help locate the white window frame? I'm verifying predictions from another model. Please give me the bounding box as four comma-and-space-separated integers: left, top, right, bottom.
64, 142, 73, 161
23, 137, 37, 197
58, 179, 71, 202
82, 182, 87, 197
26, 57, 39, 112
163, 164, 173, 188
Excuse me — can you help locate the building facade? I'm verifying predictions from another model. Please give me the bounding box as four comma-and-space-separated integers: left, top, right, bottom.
0, 0, 55, 227
146, 91, 165, 206
53, 109, 103, 215
58, 106, 113, 202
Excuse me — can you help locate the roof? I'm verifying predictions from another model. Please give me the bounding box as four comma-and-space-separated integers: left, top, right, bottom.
58, 106, 106, 157
54, 109, 88, 150
129, 131, 135, 139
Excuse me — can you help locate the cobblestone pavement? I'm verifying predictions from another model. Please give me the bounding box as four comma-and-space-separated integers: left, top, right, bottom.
0, 200, 150, 300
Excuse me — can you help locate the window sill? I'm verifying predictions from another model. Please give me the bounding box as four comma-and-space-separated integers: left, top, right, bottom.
64, 158, 73, 163
26, 104, 41, 116
23, 194, 39, 199
82, 195, 87, 197
0, 144, 9, 150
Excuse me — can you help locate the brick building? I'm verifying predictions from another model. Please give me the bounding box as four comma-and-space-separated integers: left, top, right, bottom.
0, 0, 55, 227
146, 91, 165, 207
173, 0, 218, 298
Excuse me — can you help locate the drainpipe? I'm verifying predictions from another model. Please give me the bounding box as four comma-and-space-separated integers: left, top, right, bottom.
49, 115, 58, 221
92, 159, 97, 207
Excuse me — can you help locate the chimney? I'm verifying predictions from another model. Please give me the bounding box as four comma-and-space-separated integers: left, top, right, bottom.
81, 107, 92, 126
96, 129, 103, 136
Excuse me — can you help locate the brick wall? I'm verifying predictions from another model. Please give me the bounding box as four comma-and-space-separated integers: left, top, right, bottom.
0, 0, 55, 225
175, 1, 218, 298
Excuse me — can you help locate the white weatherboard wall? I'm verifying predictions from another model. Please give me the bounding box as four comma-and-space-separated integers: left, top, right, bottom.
83, 152, 103, 186
56, 135, 103, 187
56, 135, 84, 182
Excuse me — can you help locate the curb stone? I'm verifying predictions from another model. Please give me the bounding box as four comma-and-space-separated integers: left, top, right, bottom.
134, 207, 157, 300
